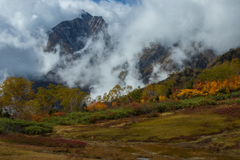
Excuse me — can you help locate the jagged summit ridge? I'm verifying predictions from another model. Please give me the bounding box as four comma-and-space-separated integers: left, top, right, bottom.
45, 12, 107, 55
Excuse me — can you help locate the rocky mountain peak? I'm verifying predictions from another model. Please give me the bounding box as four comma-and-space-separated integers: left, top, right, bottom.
45, 12, 107, 55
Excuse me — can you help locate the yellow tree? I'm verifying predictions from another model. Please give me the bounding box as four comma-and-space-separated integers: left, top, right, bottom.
108, 84, 123, 101
230, 58, 240, 76
128, 86, 142, 103
0, 77, 35, 118
102, 92, 110, 102
122, 85, 133, 95
30, 84, 61, 112
60, 88, 86, 112
32, 84, 87, 113
142, 84, 159, 100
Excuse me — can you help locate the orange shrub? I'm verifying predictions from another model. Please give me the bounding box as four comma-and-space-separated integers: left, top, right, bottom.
53, 112, 65, 116
158, 96, 168, 101
201, 81, 220, 95
140, 99, 145, 103
228, 75, 240, 91
176, 75, 240, 99
112, 101, 118, 108
195, 75, 240, 96
176, 89, 205, 99
31, 113, 49, 122
126, 102, 141, 112
86, 101, 108, 112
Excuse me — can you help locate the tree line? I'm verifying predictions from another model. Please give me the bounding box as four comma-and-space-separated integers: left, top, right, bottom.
0, 77, 87, 120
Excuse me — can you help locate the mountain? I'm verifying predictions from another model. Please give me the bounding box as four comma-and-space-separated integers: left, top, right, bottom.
35, 12, 110, 90
207, 48, 240, 68
42, 12, 113, 86
45, 11, 108, 56
40, 11, 219, 90
139, 43, 216, 83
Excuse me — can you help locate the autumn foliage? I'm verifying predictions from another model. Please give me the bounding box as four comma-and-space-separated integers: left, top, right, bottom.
0, 77, 35, 119
85, 101, 108, 112
0, 77, 87, 120
175, 75, 240, 99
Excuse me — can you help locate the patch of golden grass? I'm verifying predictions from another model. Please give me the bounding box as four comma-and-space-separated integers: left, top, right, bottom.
55, 110, 240, 143
191, 128, 240, 156
0, 142, 67, 160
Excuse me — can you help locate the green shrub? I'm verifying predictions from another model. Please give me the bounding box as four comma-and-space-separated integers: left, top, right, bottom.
112, 109, 133, 119
88, 109, 134, 123
207, 91, 240, 101
0, 118, 53, 135
44, 112, 92, 125
217, 98, 240, 105
154, 102, 171, 113
0, 108, 2, 117
234, 99, 240, 103
25, 126, 47, 135
230, 91, 240, 99
208, 94, 231, 101
138, 103, 154, 114
44, 108, 137, 125
0, 126, 4, 134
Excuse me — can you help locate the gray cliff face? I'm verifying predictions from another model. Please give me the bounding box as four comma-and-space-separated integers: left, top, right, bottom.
45, 12, 107, 55
139, 43, 216, 84
139, 44, 168, 83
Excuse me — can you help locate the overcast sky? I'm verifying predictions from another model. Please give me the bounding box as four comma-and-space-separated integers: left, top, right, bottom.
0, 0, 240, 98
93, 0, 138, 5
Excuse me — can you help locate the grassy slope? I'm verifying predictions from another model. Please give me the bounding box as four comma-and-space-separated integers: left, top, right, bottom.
0, 141, 67, 160
53, 102, 240, 159
54, 104, 240, 142
1, 102, 240, 159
